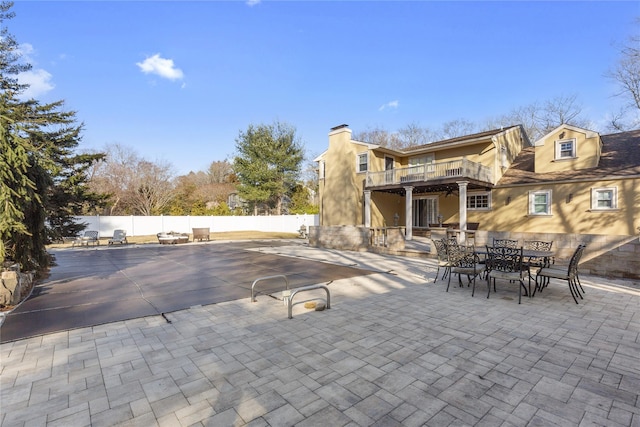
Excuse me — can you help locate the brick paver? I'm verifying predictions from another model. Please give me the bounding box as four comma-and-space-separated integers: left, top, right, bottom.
1, 244, 639, 426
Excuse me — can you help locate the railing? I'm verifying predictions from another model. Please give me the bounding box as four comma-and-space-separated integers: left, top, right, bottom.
366, 159, 492, 188
251, 275, 290, 302
369, 227, 389, 247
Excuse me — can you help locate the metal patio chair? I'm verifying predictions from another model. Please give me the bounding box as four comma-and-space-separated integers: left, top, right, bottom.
447, 245, 484, 296
485, 246, 527, 304
535, 244, 586, 304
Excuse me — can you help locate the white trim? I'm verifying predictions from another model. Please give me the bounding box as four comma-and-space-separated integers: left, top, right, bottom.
466, 191, 491, 210
356, 152, 369, 173
555, 138, 576, 160
534, 124, 599, 147
591, 186, 618, 210
528, 190, 552, 215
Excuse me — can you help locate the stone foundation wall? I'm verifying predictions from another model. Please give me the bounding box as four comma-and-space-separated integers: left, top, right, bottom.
308, 226, 406, 253
311, 225, 640, 280
473, 231, 640, 280
308, 225, 370, 252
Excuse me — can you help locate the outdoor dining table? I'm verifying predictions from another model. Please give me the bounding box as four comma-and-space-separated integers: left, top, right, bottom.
473, 248, 554, 263
473, 247, 555, 294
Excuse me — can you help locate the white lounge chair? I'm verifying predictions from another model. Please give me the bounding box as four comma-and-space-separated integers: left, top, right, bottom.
72, 230, 99, 247
108, 229, 128, 245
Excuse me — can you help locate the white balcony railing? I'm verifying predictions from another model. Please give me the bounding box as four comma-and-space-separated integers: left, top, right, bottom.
365, 159, 492, 188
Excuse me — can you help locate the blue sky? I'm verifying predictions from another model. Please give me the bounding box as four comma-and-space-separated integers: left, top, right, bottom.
10, 1, 638, 176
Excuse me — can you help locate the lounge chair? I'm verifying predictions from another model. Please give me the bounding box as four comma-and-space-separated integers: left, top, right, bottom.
192, 227, 210, 242
108, 229, 128, 245
72, 230, 99, 247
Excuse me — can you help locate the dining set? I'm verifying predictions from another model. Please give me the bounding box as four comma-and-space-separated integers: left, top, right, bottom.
434, 238, 587, 304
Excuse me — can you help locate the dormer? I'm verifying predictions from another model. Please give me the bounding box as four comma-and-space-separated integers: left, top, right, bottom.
533, 124, 602, 173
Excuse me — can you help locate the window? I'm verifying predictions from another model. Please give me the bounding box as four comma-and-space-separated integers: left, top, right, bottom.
555, 139, 576, 159
357, 152, 368, 173
529, 190, 552, 215
467, 192, 491, 210
591, 187, 617, 210
409, 154, 435, 174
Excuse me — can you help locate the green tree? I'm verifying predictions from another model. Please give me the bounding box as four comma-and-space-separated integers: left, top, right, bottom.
0, 1, 40, 267
1, 2, 104, 269
288, 184, 318, 214
26, 102, 107, 242
233, 121, 304, 215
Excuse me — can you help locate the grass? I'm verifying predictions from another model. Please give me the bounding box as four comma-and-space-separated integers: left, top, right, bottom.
47, 231, 300, 249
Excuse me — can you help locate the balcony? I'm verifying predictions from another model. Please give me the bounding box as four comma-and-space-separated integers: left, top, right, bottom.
365, 159, 493, 189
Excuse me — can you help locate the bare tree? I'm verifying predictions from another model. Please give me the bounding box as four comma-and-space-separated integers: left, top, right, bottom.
127, 160, 175, 216
537, 94, 590, 135
87, 144, 138, 215
439, 119, 478, 140
207, 160, 233, 183
353, 125, 402, 149
397, 122, 436, 148
486, 94, 590, 141
606, 18, 640, 131
88, 144, 175, 215
354, 123, 438, 150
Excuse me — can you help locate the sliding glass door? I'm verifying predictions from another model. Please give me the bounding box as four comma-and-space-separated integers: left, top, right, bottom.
412, 197, 438, 227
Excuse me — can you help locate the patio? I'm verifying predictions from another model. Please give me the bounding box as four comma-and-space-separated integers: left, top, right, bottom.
1, 241, 639, 426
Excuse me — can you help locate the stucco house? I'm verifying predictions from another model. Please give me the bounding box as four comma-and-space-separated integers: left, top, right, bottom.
313, 123, 640, 279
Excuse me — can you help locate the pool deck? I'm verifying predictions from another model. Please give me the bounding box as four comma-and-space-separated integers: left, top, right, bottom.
1, 240, 639, 426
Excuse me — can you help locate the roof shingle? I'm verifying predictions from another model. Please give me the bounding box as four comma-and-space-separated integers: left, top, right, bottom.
498, 129, 640, 185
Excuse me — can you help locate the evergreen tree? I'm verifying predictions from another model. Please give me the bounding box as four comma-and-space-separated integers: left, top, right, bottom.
233, 121, 304, 215
0, 1, 38, 267
288, 184, 318, 214
0, 2, 105, 269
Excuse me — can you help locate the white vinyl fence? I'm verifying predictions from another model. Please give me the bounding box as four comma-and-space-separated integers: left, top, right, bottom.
74, 214, 318, 238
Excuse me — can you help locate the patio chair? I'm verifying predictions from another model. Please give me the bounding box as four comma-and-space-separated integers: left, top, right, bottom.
535, 244, 586, 304
493, 238, 519, 248
447, 246, 484, 296
485, 246, 527, 304
108, 229, 128, 245
192, 227, 210, 242
72, 230, 99, 247
523, 240, 553, 286
433, 239, 452, 282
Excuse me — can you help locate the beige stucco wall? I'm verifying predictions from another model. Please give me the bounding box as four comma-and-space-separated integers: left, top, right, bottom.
319, 127, 369, 226
371, 192, 403, 227
535, 127, 602, 173
492, 126, 526, 183
469, 177, 640, 236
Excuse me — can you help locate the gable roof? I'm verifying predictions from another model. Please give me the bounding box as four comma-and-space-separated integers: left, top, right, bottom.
533, 124, 600, 146
498, 129, 640, 186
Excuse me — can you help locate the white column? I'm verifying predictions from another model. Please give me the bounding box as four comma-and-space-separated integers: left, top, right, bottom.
364, 190, 371, 228
404, 186, 413, 241
457, 181, 468, 244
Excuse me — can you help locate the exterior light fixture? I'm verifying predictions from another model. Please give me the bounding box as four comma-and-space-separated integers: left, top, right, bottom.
506, 196, 511, 205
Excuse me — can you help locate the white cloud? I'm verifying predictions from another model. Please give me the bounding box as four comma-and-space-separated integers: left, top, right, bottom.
18, 69, 55, 99
11, 43, 56, 99
246, 0, 261, 6
136, 54, 184, 81
379, 100, 399, 111
17, 43, 35, 61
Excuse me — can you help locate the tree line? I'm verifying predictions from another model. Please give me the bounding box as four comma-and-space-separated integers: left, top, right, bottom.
1, 0, 637, 272
86, 127, 317, 219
